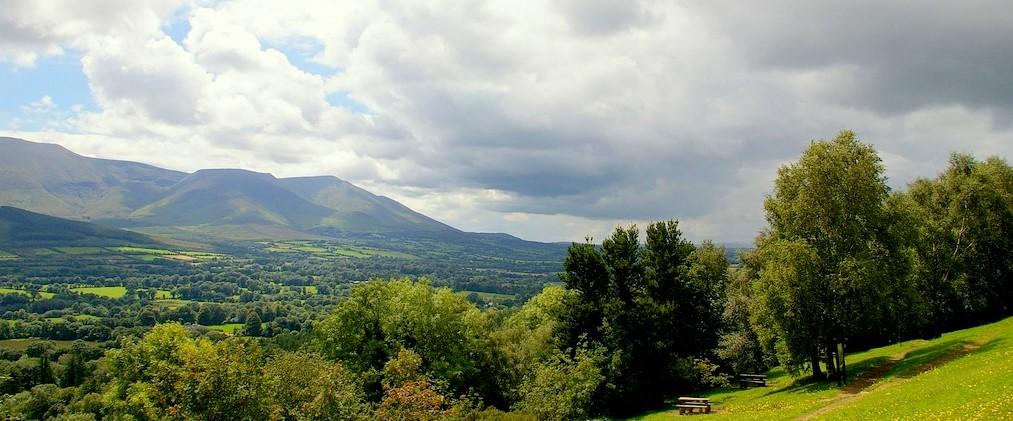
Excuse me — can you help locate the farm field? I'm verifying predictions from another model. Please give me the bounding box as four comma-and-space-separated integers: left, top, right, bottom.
262, 240, 417, 259
0, 287, 54, 299
0, 338, 91, 351
459, 290, 517, 304
630, 316, 1013, 420
206, 323, 245, 334
71, 286, 128, 299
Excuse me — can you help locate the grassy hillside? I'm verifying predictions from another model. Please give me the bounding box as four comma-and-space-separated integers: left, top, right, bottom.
0, 137, 185, 219
130, 169, 335, 228
0, 206, 159, 247
632, 317, 1013, 420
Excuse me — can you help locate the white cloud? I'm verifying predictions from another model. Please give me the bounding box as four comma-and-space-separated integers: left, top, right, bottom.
2, 0, 1012, 243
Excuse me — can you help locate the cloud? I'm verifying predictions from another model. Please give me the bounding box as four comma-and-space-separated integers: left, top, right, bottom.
1, 0, 1012, 243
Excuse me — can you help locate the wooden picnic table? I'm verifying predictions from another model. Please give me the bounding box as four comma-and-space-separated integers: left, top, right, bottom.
738, 373, 767, 389
676, 396, 711, 415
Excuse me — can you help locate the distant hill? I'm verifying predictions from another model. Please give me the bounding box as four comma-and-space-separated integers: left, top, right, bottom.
130, 169, 336, 228
0, 137, 186, 220
0, 206, 158, 247
0, 137, 457, 236
279, 176, 456, 232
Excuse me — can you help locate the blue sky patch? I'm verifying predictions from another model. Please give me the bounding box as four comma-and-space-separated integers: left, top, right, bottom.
326, 91, 369, 113
0, 52, 95, 130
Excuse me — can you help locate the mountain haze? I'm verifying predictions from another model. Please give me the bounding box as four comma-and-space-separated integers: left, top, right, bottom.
0, 137, 456, 237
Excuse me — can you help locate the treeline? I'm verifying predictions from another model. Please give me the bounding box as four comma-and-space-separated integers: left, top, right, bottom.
0, 131, 1008, 419
728, 131, 1011, 383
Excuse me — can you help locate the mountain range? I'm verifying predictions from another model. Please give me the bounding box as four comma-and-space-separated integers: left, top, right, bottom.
0, 137, 456, 238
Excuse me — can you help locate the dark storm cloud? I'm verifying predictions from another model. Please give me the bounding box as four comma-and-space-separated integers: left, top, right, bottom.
694, 1, 1013, 116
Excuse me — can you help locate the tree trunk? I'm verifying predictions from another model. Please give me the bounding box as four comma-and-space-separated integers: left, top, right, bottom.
810, 351, 825, 380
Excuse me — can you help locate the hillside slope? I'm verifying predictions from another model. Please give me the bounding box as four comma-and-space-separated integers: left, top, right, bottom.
129, 169, 335, 228
0, 137, 186, 220
633, 317, 1013, 420
0, 206, 159, 247
0, 137, 455, 235
279, 176, 456, 232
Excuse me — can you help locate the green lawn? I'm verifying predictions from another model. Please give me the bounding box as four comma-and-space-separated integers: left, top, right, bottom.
72, 286, 128, 299
155, 290, 174, 299
630, 317, 1013, 420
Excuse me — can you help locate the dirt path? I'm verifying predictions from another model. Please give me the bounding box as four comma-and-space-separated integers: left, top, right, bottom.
797, 342, 982, 420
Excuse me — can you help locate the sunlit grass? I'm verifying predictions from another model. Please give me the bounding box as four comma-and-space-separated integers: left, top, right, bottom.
72, 286, 128, 299
629, 317, 1013, 420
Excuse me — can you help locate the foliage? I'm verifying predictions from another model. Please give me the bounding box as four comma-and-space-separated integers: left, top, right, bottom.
750, 131, 919, 379
896, 153, 1013, 333
556, 221, 727, 415
314, 279, 502, 404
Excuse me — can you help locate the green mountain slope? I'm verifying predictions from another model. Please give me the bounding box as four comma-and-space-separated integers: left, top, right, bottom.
0, 137, 456, 235
279, 176, 456, 232
0, 206, 158, 247
0, 137, 185, 219
130, 169, 335, 228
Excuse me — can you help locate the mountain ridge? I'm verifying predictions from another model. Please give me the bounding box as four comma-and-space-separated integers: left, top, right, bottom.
0, 137, 457, 238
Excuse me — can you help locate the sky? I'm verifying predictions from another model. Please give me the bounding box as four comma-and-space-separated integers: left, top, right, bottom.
1, 0, 1011, 243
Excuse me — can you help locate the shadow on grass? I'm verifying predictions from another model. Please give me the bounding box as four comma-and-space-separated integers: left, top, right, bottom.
889, 339, 970, 378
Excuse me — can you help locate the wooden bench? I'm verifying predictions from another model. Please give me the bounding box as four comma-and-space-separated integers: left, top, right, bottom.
676, 396, 711, 415
738, 373, 767, 389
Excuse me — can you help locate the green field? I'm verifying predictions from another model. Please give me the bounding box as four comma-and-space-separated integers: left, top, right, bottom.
53, 246, 106, 255
264, 241, 417, 259
46, 314, 101, 323
0, 287, 54, 299
152, 299, 193, 310
72, 286, 128, 299
155, 290, 173, 299
110, 246, 175, 255
459, 290, 517, 303
206, 323, 245, 334
631, 317, 1013, 420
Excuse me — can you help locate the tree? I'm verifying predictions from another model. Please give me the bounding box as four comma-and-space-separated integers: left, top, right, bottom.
314, 279, 501, 405
898, 154, 1013, 333
750, 130, 916, 383
244, 311, 263, 336
556, 221, 727, 415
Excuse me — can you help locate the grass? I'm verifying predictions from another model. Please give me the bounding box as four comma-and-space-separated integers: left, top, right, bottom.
206, 323, 245, 334
155, 290, 173, 299
0, 339, 88, 351
72, 286, 128, 299
264, 241, 417, 260
151, 299, 193, 310
0, 287, 54, 299
45, 314, 101, 323
53, 246, 106, 255
110, 246, 175, 255
630, 316, 1013, 420
0, 250, 16, 259
459, 290, 517, 303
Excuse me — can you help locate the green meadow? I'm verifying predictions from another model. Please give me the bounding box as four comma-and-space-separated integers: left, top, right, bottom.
630, 316, 1013, 420
71, 286, 128, 299
0, 287, 54, 299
